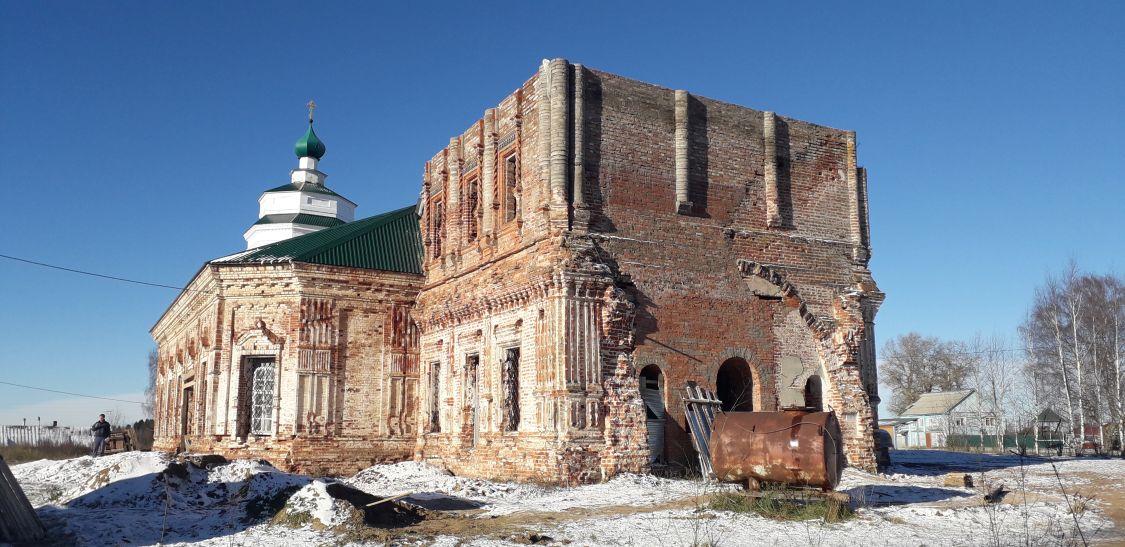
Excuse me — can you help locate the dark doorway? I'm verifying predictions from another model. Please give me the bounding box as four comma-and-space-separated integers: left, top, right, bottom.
639, 365, 665, 463
716, 358, 754, 412
181, 386, 194, 435
804, 376, 823, 411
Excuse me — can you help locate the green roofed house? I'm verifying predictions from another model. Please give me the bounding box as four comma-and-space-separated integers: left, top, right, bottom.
150, 113, 426, 474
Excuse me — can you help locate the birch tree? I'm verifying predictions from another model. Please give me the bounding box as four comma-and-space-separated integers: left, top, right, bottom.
1022, 266, 1125, 452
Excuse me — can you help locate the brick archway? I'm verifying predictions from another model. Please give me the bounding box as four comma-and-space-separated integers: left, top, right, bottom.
737, 258, 880, 470
716, 357, 754, 411
805, 375, 823, 411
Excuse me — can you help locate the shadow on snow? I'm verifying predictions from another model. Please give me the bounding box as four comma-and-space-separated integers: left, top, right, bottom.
34, 460, 435, 546
887, 449, 1110, 477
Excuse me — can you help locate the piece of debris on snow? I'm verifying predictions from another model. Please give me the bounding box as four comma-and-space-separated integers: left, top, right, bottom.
277, 480, 425, 530
942, 472, 974, 488
984, 483, 1010, 504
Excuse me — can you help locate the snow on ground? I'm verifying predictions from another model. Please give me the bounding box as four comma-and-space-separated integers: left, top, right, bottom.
14, 451, 169, 507
344, 461, 730, 516
7, 449, 1122, 546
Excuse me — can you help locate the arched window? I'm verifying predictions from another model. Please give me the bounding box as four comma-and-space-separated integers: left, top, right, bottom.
716, 358, 754, 412
639, 365, 665, 420
804, 375, 823, 412
465, 177, 480, 242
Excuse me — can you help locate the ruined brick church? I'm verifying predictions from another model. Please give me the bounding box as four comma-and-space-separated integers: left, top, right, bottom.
152, 59, 884, 482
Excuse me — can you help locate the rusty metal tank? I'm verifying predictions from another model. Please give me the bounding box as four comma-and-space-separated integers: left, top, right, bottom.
709, 410, 844, 491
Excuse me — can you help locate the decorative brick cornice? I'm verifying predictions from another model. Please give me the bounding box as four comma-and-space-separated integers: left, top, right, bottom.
419, 275, 556, 330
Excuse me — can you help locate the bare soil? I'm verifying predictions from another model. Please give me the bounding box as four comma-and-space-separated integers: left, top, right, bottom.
343, 497, 708, 545
1074, 472, 1125, 543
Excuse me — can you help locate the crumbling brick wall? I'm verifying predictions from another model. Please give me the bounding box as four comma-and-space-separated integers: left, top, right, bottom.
152, 263, 422, 475
414, 59, 882, 479
574, 66, 883, 470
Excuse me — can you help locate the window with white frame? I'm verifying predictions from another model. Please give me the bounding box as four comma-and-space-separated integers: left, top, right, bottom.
249, 359, 276, 435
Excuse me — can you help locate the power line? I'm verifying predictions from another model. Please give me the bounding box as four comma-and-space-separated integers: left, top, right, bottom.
951, 347, 1041, 355
0, 252, 210, 293
0, 380, 144, 405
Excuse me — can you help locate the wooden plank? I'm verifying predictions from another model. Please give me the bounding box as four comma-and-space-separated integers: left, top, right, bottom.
366, 490, 412, 507
0, 454, 47, 543
683, 385, 720, 479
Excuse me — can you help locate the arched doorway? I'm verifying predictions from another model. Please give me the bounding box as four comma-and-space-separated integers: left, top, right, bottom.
639, 365, 665, 464
804, 375, 823, 411
716, 358, 754, 412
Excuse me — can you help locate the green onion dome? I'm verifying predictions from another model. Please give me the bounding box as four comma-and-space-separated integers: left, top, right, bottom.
295, 124, 326, 159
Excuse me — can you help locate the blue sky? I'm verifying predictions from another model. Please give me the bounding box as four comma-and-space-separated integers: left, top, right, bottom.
1, 2, 1122, 425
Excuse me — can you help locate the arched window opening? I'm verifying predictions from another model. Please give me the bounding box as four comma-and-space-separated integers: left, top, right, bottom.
639, 365, 666, 464
804, 375, 823, 412
716, 358, 754, 412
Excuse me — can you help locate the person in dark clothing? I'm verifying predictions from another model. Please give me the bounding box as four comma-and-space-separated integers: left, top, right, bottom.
91, 414, 111, 457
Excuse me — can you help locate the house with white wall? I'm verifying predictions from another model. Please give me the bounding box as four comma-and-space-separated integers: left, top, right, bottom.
895, 388, 1001, 448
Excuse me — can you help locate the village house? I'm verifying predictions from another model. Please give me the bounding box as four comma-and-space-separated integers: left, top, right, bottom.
152, 59, 884, 481
893, 388, 1001, 449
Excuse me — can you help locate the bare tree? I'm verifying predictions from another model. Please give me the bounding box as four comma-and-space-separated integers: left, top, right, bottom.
1022, 273, 1079, 443
968, 334, 1021, 450
1076, 273, 1125, 452
1022, 266, 1125, 453
881, 333, 973, 415
1114, 289, 1124, 453
144, 348, 158, 418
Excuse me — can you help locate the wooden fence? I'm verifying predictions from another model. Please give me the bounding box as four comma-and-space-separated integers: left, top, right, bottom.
1, 425, 92, 446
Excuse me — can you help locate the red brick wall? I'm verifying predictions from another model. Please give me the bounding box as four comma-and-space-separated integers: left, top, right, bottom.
414, 61, 882, 478
580, 67, 882, 470
152, 263, 423, 475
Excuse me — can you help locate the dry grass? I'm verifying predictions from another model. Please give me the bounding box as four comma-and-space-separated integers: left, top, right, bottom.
1, 442, 91, 464
708, 489, 854, 523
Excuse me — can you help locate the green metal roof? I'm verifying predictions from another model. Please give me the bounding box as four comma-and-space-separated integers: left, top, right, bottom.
216, 204, 423, 274
263, 181, 350, 199
253, 213, 346, 227
295, 124, 326, 159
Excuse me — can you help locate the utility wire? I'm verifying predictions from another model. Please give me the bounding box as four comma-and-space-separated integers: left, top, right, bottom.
0, 257, 1092, 358
0, 252, 211, 294
0, 380, 144, 405
949, 346, 1046, 355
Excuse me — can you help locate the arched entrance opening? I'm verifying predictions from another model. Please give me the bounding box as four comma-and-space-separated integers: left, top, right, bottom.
716, 358, 754, 412
804, 375, 823, 411
639, 365, 666, 464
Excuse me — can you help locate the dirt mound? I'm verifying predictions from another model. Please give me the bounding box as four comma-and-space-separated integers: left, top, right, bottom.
325, 482, 425, 527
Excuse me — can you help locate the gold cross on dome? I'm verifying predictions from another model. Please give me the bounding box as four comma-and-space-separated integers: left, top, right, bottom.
307, 100, 317, 123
